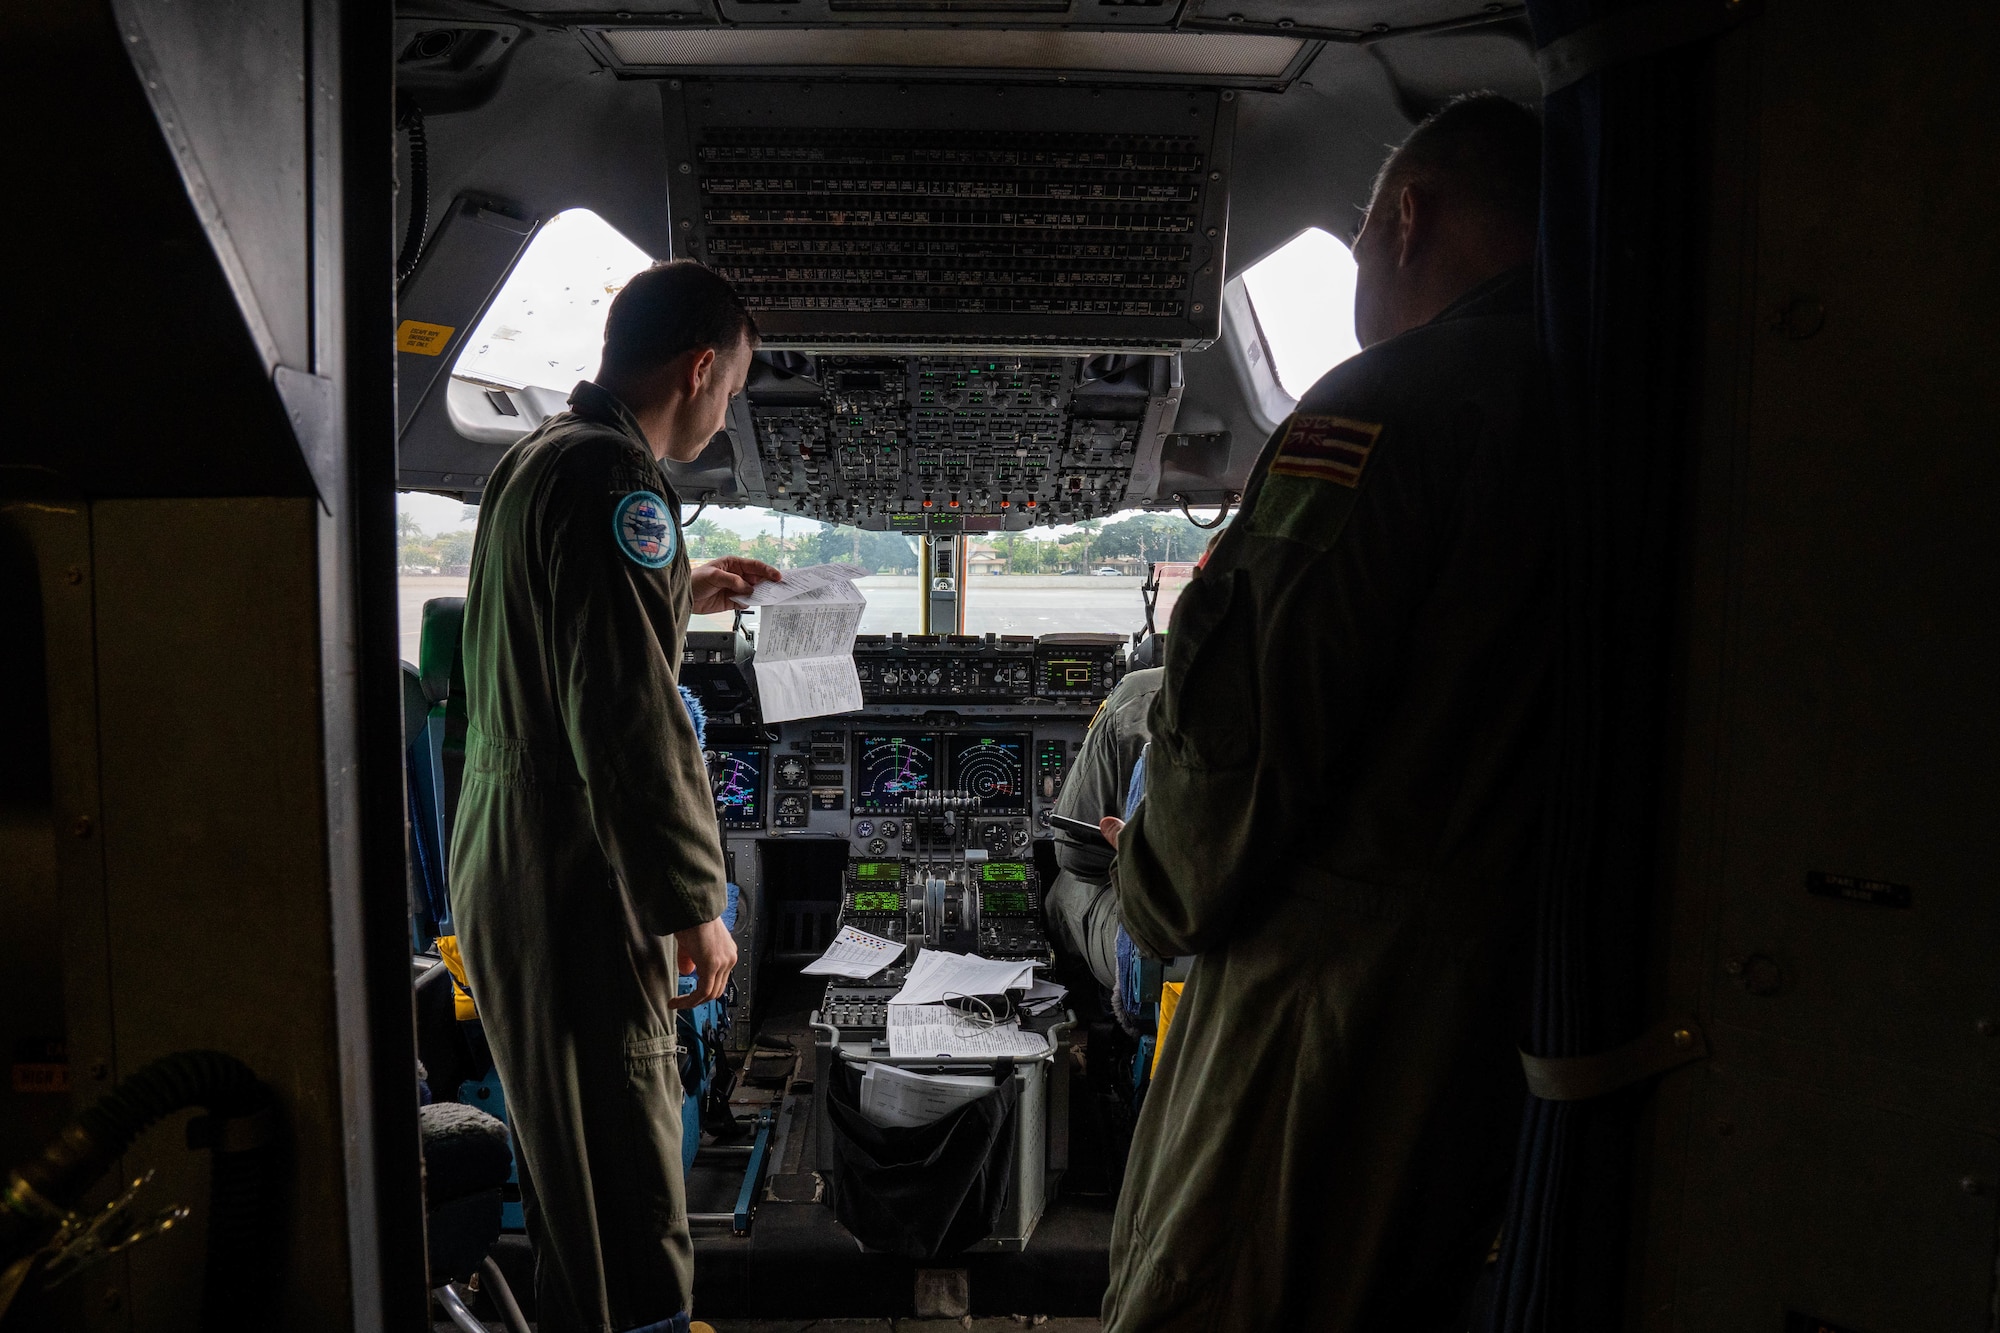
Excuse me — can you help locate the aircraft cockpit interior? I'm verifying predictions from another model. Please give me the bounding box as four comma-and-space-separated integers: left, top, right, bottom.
362, 11, 1537, 1321
382, 17, 1543, 1323
6, 0, 1995, 1329
387, 26, 1441, 1325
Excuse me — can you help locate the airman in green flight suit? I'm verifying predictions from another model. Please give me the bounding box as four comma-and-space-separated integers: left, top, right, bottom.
1099, 96, 1555, 1332
450, 261, 779, 1333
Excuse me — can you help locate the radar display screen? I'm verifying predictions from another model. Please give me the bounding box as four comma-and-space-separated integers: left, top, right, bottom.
982, 862, 1028, 882
705, 747, 764, 830
981, 891, 1031, 915
854, 733, 938, 812
855, 862, 904, 881
946, 734, 1028, 813
851, 891, 905, 913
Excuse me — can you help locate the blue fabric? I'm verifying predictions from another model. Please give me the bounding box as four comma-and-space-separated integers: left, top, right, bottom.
1112, 746, 1150, 1038
406, 735, 451, 935
678, 684, 707, 748
722, 881, 740, 933
1482, 10, 1703, 1329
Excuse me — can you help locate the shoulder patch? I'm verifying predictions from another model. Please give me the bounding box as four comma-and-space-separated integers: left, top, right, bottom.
1268, 415, 1382, 488
612, 490, 678, 569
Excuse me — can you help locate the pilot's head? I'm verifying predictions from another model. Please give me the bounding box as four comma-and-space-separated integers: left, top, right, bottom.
597, 259, 761, 462
1352, 94, 1541, 349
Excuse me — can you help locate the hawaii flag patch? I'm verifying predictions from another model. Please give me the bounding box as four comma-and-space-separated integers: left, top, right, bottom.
1268, 415, 1383, 488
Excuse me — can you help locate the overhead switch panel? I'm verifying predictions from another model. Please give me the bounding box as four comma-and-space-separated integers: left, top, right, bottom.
746, 352, 1170, 530
663, 82, 1234, 352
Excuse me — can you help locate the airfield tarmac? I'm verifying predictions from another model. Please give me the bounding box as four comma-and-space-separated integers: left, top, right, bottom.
399, 575, 1152, 664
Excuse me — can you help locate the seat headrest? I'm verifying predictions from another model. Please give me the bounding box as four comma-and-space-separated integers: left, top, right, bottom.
400, 661, 429, 750
1129, 633, 1166, 669
418, 598, 466, 706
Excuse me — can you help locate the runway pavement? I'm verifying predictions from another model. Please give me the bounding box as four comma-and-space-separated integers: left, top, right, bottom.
399, 574, 1151, 663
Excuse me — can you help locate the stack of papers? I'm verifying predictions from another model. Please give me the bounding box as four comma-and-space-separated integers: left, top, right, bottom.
742, 563, 869, 723
890, 949, 1038, 1006
876, 949, 1053, 1058
887, 1004, 1051, 1060
800, 925, 904, 978
857, 1061, 998, 1129
1020, 978, 1068, 1017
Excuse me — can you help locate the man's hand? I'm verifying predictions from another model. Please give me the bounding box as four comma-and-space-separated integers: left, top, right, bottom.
1100, 815, 1125, 850
670, 916, 739, 1009
690, 556, 782, 615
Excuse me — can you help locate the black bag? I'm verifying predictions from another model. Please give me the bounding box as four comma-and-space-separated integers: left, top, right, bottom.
824, 1059, 1020, 1259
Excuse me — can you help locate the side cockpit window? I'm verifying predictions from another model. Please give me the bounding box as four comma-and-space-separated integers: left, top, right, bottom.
448, 209, 653, 442
1241, 227, 1362, 402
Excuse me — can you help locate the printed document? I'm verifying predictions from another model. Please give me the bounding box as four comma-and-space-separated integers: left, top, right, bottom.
857, 1062, 997, 1129
799, 925, 904, 979
887, 1004, 1050, 1060
890, 949, 1038, 1006
740, 562, 868, 606
746, 563, 867, 723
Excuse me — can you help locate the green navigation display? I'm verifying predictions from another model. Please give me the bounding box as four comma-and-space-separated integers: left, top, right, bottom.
982, 862, 1027, 882
852, 891, 904, 913
981, 891, 1030, 914
856, 862, 904, 880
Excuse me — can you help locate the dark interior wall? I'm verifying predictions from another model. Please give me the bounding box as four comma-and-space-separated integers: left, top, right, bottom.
88, 498, 352, 1330
0, 514, 62, 1177
0, 1, 420, 1327
1640, 0, 2000, 1326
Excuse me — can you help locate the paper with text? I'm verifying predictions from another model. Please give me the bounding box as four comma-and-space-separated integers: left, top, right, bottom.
890, 949, 1039, 1006
858, 1062, 998, 1129
739, 562, 869, 606
799, 925, 905, 979
747, 565, 867, 723
887, 1004, 1050, 1060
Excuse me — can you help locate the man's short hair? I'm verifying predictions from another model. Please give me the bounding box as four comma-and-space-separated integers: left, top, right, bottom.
600, 259, 759, 379
1373, 93, 1542, 237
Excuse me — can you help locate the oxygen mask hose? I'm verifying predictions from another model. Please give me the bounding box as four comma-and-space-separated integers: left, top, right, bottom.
0, 1051, 276, 1328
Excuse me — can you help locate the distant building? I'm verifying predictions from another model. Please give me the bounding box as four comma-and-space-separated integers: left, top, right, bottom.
967, 541, 1007, 576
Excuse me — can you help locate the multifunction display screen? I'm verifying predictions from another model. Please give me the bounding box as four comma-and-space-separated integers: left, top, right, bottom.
854, 733, 937, 812
855, 861, 904, 881
1041, 657, 1099, 693
705, 748, 764, 830
945, 734, 1028, 813
851, 891, 905, 913
981, 862, 1028, 882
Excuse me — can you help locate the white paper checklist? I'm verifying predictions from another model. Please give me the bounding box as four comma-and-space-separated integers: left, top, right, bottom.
799, 925, 904, 979
744, 563, 868, 723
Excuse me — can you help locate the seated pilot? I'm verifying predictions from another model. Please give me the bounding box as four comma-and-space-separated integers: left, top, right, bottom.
1044, 534, 1220, 1009
1045, 664, 1160, 1003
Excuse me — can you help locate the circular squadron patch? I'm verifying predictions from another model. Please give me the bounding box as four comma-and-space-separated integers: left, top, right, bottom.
612, 491, 677, 568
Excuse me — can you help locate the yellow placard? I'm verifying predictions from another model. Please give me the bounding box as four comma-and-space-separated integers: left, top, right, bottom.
396, 319, 456, 356
435, 934, 479, 1022
1152, 980, 1184, 1077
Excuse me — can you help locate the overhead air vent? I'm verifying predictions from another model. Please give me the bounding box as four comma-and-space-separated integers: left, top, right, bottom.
662, 82, 1236, 352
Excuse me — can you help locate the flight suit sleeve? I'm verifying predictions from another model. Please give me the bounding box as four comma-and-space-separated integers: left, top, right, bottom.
543, 443, 728, 938
1115, 405, 1443, 957
1053, 697, 1126, 880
